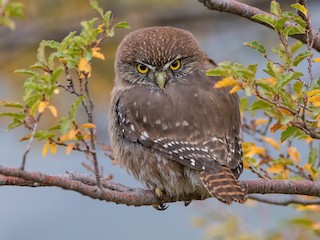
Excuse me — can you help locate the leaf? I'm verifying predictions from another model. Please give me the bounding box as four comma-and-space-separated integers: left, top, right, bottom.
81, 123, 96, 129
243, 41, 265, 54
252, 14, 276, 28
291, 3, 308, 16
50, 142, 57, 154
290, 41, 304, 55
303, 163, 318, 180
245, 145, 265, 158
66, 143, 75, 155
261, 136, 280, 150
249, 100, 273, 111
283, 25, 305, 37
313, 58, 320, 63
267, 164, 284, 173
255, 119, 269, 125
113, 21, 130, 29
280, 126, 303, 142
214, 77, 237, 88
240, 97, 248, 112
293, 81, 303, 94
280, 115, 294, 125
78, 57, 91, 73
276, 72, 304, 89
42, 141, 50, 156
229, 85, 241, 94
282, 12, 306, 28
308, 148, 318, 165
287, 147, 300, 163
270, 0, 282, 18
270, 122, 284, 133
206, 68, 224, 77
92, 47, 105, 60
38, 101, 49, 113
0, 101, 23, 108
293, 51, 312, 66
47, 105, 57, 117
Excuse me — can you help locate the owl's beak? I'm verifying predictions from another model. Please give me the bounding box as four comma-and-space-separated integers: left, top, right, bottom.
155, 71, 167, 90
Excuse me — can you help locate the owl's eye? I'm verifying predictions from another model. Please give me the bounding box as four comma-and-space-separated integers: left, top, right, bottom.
169, 59, 181, 71
137, 64, 149, 74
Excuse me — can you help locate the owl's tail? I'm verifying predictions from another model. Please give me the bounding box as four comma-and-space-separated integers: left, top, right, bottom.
199, 166, 247, 204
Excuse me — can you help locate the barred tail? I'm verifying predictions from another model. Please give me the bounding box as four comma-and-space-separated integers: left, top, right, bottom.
199, 166, 247, 204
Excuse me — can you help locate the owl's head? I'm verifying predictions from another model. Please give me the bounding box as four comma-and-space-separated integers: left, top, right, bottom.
115, 26, 207, 89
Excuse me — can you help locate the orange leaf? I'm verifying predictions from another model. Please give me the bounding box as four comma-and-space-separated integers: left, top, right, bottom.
20, 134, 31, 142
66, 143, 75, 155
47, 105, 57, 117
261, 136, 280, 151
92, 47, 105, 60
81, 123, 96, 129
214, 77, 237, 88
313, 57, 320, 63
245, 145, 265, 158
277, 108, 293, 116
229, 85, 241, 94
255, 118, 269, 125
42, 141, 51, 156
267, 164, 284, 173
38, 101, 49, 113
258, 77, 276, 86
287, 147, 300, 163
50, 142, 57, 154
270, 122, 284, 133
79, 57, 91, 74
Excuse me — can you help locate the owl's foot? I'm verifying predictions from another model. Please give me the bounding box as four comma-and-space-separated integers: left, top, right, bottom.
184, 200, 192, 207
152, 203, 169, 211
152, 187, 169, 211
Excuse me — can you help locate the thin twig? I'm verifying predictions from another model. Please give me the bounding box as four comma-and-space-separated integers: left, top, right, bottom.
249, 195, 320, 206
20, 112, 42, 170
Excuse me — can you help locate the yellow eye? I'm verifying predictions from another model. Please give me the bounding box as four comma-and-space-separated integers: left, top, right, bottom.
169, 59, 181, 71
137, 64, 149, 74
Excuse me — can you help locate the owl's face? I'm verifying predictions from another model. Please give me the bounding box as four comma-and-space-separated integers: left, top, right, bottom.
115, 26, 207, 89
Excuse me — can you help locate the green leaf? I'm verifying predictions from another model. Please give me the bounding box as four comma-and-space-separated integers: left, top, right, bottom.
283, 25, 305, 37
244, 41, 266, 54
15, 69, 38, 76
282, 12, 306, 28
293, 51, 312, 66
264, 108, 283, 119
0, 101, 24, 108
90, 0, 104, 17
280, 126, 303, 142
275, 17, 288, 31
206, 68, 223, 77
240, 97, 248, 112
276, 72, 304, 89
7, 118, 24, 130
263, 61, 278, 78
291, 3, 308, 16
272, 45, 289, 65
34, 130, 55, 141
270, 0, 282, 18
280, 115, 294, 125
257, 82, 275, 95
252, 14, 277, 28
113, 21, 130, 29
0, 112, 26, 119
103, 11, 112, 28
290, 218, 313, 227
289, 41, 304, 55
293, 81, 303, 94
249, 100, 273, 111
308, 148, 318, 165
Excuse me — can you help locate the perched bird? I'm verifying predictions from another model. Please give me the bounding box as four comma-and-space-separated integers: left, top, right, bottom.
109, 26, 246, 209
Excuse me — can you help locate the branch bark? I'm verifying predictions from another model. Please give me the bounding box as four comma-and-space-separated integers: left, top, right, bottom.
197, 0, 320, 52
1, 166, 319, 207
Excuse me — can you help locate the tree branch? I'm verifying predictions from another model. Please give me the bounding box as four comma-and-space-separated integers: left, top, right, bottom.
249, 195, 320, 206
1, 166, 319, 207
197, 0, 320, 52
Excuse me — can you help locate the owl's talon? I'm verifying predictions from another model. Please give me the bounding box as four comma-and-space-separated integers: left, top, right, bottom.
184, 200, 192, 207
152, 203, 169, 211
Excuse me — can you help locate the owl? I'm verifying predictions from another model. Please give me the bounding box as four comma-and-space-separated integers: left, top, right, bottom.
109, 26, 246, 209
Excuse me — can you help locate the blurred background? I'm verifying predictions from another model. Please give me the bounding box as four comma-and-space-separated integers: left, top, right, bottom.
1, 0, 320, 239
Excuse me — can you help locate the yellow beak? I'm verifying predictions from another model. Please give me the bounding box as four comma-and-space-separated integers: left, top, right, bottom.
155, 72, 166, 89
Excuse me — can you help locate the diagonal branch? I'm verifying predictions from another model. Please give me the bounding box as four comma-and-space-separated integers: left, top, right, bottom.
197, 0, 320, 52
0, 166, 320, 207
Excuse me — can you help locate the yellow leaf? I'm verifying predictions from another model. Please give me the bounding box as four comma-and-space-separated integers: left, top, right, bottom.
92, 47, 105, 60
68, 128, 78, 139
297, 205, 320, 212
243, 159, 250, 169
50, 142, 57, 154
307, 89, 320, 97
20, 134, 31, 142
261, 136, 280, 151
245, 145, 265, 158
305, 136, 313, 143
258, 77, 276, 86
47, 105, 57, 117
38, 101, 49, 113
79, 57, 91, 74
313, 58, 320, 63
81, 123, 96, 129
255, 118, 269, 125
66, 143, 75, 155
42, 141, 51, 156
277, 108, 293, 116
267, 164, 284, 173
287, 147, 300, 163
214, 77, 237, 88
229, 85, 241, 94
304, 163, 318, 180
54, 88, 60, 94
308, 95, 320, 106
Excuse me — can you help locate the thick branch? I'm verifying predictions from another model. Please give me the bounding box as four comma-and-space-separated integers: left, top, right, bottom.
1, 166, 320, 207
197, 0, 320, 52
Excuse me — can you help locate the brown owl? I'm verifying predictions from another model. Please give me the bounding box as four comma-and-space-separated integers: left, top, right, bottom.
109, 26, 246, 209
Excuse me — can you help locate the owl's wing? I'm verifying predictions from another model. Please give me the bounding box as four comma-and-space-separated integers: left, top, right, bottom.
113, 75, 243, 178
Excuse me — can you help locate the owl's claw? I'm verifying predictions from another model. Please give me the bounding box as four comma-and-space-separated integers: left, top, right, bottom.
152, 203, 169, 211
184, 200, 192, 207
